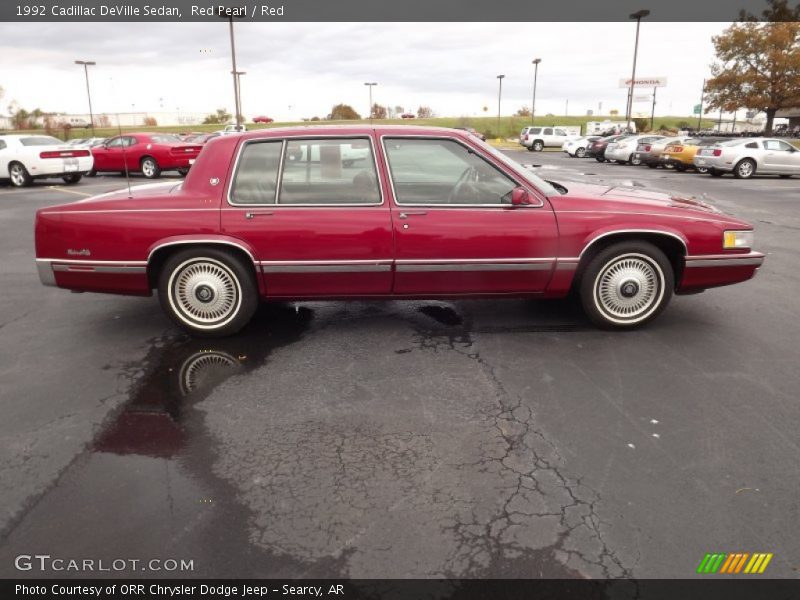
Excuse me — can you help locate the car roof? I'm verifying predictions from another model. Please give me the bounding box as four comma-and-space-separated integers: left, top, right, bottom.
237, 124, 475, 141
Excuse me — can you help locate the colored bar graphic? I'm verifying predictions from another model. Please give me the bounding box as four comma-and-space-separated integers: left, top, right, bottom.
696, 554, 712, 574
758, 554, 773, 573
700, 552, 773, 574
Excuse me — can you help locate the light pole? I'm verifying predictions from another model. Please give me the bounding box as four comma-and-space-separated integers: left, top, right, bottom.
531, 59, 541, 125
364, 82, 377, 124
232, 70, 246, 123
74, 60, 96, 136
496, 74, 505, 137
625, 9, 649, 132
217, 11, 242, 130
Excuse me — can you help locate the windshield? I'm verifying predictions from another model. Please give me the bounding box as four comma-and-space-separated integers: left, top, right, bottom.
20, 136, 63, 146
477, 139, 560, 196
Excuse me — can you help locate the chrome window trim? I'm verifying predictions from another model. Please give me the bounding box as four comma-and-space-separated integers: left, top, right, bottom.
379, 134, 545, 209
578, 230, 688, 259
226, 134, 385, 208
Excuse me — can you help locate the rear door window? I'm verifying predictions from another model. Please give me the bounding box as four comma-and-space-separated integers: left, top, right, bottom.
543, 128, 553, 135
278, 138, 381, 205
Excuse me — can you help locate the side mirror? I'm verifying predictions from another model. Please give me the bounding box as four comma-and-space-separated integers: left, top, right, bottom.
511, 187, 532, 206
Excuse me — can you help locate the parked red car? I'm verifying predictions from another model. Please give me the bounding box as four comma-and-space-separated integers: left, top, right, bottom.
252, 116, 274, 124
88, 133, 202, 178
36, 125, 764, 336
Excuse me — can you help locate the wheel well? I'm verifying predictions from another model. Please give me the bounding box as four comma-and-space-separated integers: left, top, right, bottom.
140, 155, 156, 166
573, 233, 686, 291
147, 243, 257, 289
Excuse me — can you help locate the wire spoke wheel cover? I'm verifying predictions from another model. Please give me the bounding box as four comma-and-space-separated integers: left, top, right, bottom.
593, 253, 665, 324
168, 257, 242, 329
178, 350, 241, 396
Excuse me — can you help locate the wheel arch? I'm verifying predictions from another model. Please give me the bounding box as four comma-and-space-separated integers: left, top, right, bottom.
146, 238, 260, 291
574, 230, 687, 291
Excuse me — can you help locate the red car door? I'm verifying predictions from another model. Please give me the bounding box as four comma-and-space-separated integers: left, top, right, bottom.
221, 135, 394, 297
93, 136, 127, 171
381, 135, 559, 295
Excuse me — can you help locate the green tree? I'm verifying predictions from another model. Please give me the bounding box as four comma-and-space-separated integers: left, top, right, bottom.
416, 106, 434, 118
203, 108, 232, 124
705, 1, 800, 133
515, 106, 531, 117
330, 104, 360, 120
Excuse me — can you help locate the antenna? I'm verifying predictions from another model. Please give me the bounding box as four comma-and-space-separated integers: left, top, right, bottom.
108, 75, 133, 199
115, 112, 133, 199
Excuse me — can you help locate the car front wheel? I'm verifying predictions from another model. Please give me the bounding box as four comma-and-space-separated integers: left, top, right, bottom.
141, 156, 161, 179
630, 154, 642, 166
532, 140, 544, 152
157, 248, 259, 337
579, 242, 674, 329
8, 162, 32, 187
575, 147, 586, 158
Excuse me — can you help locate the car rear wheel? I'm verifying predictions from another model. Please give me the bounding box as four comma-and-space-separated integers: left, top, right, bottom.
532, 140, 544, 152
575, 147, 586, 158
141, 156, 161, 179
595, 156, 606, 163
579, 241, 673, 329
709, 169, 723, 177
8, 162, 32, 187
177, 168, 190, 176
696, 166, 709, 174
630, 154, 642, 166
646, 163, 657, 169
779, 174, 792, 179
157, 248, 258, 337
733, 159, 755, 179
62, 174, 82, 184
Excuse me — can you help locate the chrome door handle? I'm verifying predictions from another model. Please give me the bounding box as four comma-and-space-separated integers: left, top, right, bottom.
398, 211, 427, 219
245, 211, 274, 219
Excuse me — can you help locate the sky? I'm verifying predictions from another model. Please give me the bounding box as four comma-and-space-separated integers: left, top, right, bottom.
0, 22, 733, 121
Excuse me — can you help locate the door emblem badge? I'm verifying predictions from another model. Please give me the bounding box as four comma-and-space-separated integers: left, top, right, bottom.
209, 178, 220, 186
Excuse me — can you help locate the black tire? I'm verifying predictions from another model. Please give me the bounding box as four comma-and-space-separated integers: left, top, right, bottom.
630, 154, 642, 166
616, 160, 627, 165
62, 174, 82, 184
779, 174, 792, 179
595, 156, 606, 163
675, 164, 687, 172
579, 241, 674, 329
177, 168, 190, 176
709, 169, 723, 177
575, 147, 586, 158
8, 162, 32, 187
140, 156, 161, 179
696, 166, 709, 174
532, 140, 544, 152
86, 169, 97, 177
157, 248, 259, 337
646, 163, 657, 169
733, 158, 755, 179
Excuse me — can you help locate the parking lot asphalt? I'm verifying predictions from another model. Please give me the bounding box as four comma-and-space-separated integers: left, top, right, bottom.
0, 158, 798, 579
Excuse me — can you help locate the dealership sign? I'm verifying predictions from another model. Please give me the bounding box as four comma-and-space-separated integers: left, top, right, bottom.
619, 77, 668, 88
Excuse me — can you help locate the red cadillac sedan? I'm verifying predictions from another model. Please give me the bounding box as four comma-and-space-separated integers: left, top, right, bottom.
35, 125, 764, 337
88, 133, 202, 178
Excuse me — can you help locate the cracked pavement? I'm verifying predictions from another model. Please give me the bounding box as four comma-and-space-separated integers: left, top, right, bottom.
1, 157, 798, 579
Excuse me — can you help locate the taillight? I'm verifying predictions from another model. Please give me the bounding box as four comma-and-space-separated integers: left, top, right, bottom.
524, 134, 529, 141
644, 145, 651, 152
39, 149, 90, 159
669, 146, 683, 153
712, 149, 722, 157
170, 145, 201, 155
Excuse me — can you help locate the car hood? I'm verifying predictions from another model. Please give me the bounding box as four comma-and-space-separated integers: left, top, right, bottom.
560, 182, 721, 214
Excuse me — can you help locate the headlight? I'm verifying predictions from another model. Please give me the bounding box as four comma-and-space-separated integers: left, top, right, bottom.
723, 230, 754, 250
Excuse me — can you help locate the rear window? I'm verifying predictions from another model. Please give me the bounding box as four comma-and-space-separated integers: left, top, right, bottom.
528, 128, 541, 135
20, 136, 62, 146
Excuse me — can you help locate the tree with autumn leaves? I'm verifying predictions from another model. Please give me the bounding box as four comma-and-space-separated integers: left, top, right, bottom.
705, 0, 800, 133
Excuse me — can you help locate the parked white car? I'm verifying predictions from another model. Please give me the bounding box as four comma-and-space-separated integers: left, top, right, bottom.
562, 136, 602, 158
0, 134, 94, 187
694, 137, 800, 179
604, 135, 665, 165
520, 126, 579, 152
217, 124, 247, 135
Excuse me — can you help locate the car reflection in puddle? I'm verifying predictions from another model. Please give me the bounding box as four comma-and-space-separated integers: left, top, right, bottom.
93, 303, 315, 459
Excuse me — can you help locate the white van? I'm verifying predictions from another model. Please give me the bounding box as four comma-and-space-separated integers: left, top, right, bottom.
584, 120, 636, 136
